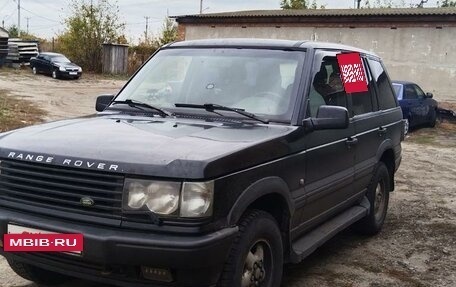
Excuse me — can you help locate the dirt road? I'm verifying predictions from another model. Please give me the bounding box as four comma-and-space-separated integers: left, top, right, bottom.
0, 70, 455, 287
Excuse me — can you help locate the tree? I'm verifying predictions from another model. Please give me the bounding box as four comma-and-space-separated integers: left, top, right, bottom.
56, 0, 125, 72
280, 0, 325, 9
280, 0, 308, 9
7, 26, 20, 38
440, 0, 456, 7
156, 18, 178, 46
362, 0, 406, 8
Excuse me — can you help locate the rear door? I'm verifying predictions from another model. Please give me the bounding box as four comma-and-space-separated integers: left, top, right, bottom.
351, 57, 384, 193
42, 55, 52, 74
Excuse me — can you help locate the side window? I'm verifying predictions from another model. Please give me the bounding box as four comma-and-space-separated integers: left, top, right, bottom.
350, 58, 374, 116
404, 85, 417, 100
368, 59, 397, 110
413, 84, 425, 99
308, 55, 348, 117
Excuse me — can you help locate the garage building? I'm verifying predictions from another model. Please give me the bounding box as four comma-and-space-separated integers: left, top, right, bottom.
174, 8, 456, 103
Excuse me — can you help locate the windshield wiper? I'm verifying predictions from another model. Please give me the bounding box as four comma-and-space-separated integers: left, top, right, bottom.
112, 99, 171, 118
174, 103, 269, 124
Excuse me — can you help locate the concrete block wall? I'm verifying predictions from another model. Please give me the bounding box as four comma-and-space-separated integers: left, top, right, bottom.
183, 24, 456, 103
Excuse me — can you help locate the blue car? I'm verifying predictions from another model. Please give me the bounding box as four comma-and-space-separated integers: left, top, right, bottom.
392, 81, 438, 135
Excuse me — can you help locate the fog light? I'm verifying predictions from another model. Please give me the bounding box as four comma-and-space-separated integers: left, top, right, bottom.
141, 266, 173, 282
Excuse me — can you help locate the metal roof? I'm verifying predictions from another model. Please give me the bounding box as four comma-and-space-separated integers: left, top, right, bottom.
175, 7, 456, 20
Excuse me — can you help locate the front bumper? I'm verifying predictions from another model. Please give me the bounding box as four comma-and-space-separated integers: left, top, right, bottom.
58, 71, 81, 78
0, 208, 238, 287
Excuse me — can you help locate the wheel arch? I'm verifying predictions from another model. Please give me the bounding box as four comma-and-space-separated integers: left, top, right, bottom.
227, 176, 294, 226
376, 140, 395, 191
226, 176, 294, 261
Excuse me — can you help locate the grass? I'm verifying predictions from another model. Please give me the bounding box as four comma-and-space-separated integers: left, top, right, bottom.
0, 89, 46, 132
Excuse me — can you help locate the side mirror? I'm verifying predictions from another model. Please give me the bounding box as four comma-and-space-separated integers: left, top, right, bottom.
303, 105, 349, 131
96, 94, 115, 112
425, 92, 433, 98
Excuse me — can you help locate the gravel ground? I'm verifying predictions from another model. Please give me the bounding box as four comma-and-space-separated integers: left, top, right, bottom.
0, 70, 455, 287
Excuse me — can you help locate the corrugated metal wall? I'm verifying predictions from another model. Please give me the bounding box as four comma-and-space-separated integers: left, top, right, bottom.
102, 43, 129, 74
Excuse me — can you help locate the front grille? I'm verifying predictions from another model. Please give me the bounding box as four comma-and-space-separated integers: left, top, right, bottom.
0, 160, 124, 219
65, 68, 78, 72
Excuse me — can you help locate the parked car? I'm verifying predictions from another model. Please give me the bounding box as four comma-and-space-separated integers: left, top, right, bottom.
392, 81, 438, 135
30, 52, 82, 79
0, 39, 403, 287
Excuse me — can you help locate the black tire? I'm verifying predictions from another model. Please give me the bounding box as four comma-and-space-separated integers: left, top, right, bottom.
218, 210, 283, 287
7, 258, 72, 286
429, 108, 437, 128
354, 162, 390, 235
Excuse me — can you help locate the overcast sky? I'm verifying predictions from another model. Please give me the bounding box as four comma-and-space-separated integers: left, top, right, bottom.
0, 0, 442, 41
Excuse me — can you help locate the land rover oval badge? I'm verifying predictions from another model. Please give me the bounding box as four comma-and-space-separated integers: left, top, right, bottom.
80, 197, 95, 207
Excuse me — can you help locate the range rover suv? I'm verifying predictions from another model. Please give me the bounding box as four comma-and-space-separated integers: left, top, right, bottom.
0, 39, 403, 287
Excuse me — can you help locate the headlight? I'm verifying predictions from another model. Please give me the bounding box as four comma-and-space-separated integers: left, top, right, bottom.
124, 179, 180, 215
180, 181, 214, 218
59, 66, 65, 72
78, 67, 82, 72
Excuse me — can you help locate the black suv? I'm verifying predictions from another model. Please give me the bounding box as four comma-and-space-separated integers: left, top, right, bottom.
0, 39, 402, 287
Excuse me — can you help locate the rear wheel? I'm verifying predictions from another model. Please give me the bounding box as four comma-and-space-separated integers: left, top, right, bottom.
218, 210, 283, 287
7, 258, 73, 286
354, 162, 390, 235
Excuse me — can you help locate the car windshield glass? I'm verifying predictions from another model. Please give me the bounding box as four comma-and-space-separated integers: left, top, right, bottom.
52, 56, 71, 63
114, 48, 305, 121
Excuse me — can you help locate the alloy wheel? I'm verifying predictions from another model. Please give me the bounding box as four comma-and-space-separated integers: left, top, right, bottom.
241, 240, 272, 287
373, 182, 386, 222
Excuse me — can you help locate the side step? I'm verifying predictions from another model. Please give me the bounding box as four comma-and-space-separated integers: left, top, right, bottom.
291, 197, 370, 263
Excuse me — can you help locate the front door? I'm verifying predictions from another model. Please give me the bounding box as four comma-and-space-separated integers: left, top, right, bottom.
292, 50, 356, 235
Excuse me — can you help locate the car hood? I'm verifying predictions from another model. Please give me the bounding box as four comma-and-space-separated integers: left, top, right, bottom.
0, 115, 298, 179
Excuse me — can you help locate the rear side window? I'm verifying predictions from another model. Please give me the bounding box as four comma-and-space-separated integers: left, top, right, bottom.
350, 58, 375, 116
368, 59, 397, 110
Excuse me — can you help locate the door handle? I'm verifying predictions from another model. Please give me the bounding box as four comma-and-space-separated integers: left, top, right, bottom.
378, 126, 387, 136
346, 137, 358, 148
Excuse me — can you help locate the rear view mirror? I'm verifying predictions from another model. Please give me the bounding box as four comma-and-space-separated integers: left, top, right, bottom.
303, 105, 349, 131
96, 94, 114, 112
425, 92, 433, 98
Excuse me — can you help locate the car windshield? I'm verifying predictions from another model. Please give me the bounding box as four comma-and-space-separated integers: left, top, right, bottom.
114, 48, 305, 121
52, 56, 71, 63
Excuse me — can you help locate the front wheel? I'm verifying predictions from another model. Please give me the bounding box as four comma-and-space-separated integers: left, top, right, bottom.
354, 162, 390, 235
32, 67, 37, 75
429, 108, 437, 128
218, 210, 283, 287
7, 258, 73, 286
52, 70, 58, 79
